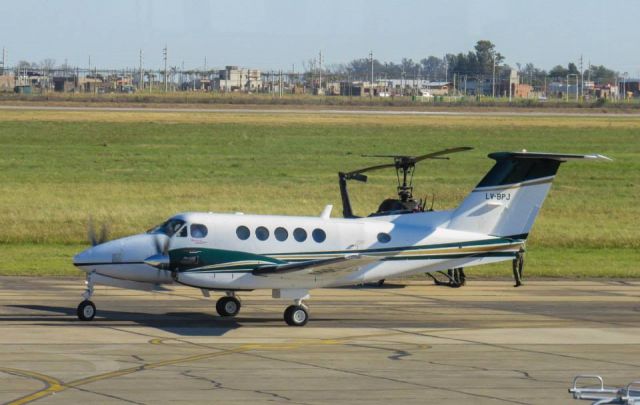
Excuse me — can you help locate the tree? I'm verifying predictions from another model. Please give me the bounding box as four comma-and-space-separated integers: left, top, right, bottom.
588, 65, 617, 84
474, 40, 503, 75
549, 65, 568, 79
40, 58, 56, 71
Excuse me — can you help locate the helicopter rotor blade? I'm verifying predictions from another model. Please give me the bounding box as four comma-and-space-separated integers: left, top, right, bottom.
347, 146, 473, 176
345, 162, 396, 176
411, 146, 474, 164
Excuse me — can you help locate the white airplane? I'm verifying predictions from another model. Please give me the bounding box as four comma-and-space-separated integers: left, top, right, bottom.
73, 149, 610, 326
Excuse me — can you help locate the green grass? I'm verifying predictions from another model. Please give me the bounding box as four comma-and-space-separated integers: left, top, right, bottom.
0, 111, 638, 277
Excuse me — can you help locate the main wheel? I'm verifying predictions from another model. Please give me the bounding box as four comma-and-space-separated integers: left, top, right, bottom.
77, 300, 96, 321
216, 296, 241, 317
284, 305, 308, 327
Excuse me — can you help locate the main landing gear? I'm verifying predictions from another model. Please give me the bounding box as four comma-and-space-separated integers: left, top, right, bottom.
216, 293, 241, 317
77, 271, 96, 321
513, 249, 525, 287
426, 267, 466, 288
284, 303, 309, 327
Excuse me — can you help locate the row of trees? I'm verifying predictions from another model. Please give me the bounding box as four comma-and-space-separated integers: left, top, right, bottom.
324, 40, 618, 87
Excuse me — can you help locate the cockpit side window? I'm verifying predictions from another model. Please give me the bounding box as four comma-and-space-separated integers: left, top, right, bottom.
190, 224, 208, 238
177, 225, 188, 237
146, 219, 186, 237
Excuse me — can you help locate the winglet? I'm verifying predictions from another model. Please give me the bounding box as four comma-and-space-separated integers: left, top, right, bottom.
320, 204, 333, 219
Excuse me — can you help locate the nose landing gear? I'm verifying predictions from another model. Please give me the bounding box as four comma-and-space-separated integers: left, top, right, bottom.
77, 272, 96, 321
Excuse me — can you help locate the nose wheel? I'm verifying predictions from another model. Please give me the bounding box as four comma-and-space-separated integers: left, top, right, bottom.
77, 300, 96, 321
77, 271, 97, 321
216, 295, 241, 317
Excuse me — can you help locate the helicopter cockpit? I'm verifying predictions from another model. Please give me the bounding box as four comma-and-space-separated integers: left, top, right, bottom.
338, 147, 473, 218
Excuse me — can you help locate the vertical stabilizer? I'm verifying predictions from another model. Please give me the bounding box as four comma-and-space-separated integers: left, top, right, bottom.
448, 152, 610, 238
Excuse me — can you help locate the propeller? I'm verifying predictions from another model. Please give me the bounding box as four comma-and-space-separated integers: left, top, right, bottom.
346, 146, 473, 177
87, 217, 110, 246
144, 234, 171, 270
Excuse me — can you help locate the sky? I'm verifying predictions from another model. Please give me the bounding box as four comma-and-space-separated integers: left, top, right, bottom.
0, 0, 638, 75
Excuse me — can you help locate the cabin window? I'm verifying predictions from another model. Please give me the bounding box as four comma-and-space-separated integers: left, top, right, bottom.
178, 226, 188, 237
377, 232, 391, 243
256, 226, 269, 241
236, 226, 250, 240
275, 227, 288, 241
190, 224, 208, 238
293, 228, 307, 242
312, 228, 326, 243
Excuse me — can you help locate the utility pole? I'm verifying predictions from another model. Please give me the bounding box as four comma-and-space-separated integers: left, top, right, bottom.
492, 57, 496, 98
139, 49, 143, 91
579, 54, 583, 99
1, 47, 5, 75
318, 50, 323, 94
163, 45, 168, 92
369, 50, 373, 98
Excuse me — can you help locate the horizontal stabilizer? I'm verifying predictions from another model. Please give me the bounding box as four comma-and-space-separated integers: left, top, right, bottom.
489, 151, 612, 162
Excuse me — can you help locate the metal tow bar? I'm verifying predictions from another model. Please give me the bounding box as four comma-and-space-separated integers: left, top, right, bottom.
569, 375, 640, 404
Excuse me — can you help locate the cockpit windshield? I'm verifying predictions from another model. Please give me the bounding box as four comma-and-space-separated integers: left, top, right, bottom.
146, 219, 186, 237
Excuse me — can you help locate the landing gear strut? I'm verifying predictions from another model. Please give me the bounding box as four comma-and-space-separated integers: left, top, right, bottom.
426, 267, 466, 288
77, 271, 96, 321
513, 250, 525, 287
216, 293, 241, 317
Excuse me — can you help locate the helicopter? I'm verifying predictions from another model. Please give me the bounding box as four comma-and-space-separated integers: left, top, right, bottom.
338, 147, 474, 286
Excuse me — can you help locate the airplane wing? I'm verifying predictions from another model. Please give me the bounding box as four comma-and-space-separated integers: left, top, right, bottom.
252, 254, 379, 278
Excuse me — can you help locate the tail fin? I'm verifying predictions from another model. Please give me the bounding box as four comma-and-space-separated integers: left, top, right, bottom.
448, 152, 610, 238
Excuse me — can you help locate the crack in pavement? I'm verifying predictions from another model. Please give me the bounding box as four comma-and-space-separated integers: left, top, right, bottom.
232, 346, 531, 404
179, 369, 310, 405
390, 328, 640, 369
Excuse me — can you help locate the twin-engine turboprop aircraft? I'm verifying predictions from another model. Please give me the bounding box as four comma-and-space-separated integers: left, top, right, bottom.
73, 149, 610, 326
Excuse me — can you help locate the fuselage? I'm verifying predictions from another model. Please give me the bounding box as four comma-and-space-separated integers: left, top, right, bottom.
74, 208, 524, 291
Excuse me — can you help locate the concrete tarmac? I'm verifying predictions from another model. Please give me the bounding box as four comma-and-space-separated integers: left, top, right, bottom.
1, 277, 639, 404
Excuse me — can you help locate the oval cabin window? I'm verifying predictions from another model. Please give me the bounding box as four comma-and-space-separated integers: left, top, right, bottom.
377, 232, 391, 243
293, 228, 307, 242
312, 228, 326, 243
256, 226, 270, 241
275, 227, 288, 241
236, 226, 250, 240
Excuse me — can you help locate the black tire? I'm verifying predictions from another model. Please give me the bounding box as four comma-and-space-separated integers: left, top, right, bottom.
377, 279, 385, 287
216, 296, 241, 317
284, 305, 308, 326
77, 300, 96, 321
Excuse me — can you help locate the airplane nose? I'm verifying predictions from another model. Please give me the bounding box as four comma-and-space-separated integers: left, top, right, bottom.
73, 234, 169, 269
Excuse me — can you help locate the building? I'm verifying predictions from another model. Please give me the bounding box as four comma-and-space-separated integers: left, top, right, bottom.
618, 78, 639, 98
0, 74, 14, 92
216, 66, 262, 92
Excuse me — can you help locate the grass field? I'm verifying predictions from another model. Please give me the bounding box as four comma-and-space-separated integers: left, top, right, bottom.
0, 108, 638, 278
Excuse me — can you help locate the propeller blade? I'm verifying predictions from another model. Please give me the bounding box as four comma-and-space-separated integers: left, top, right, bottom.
98, 223, 110, 245
153, 234, 171, 256
87, 217, 98, 246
